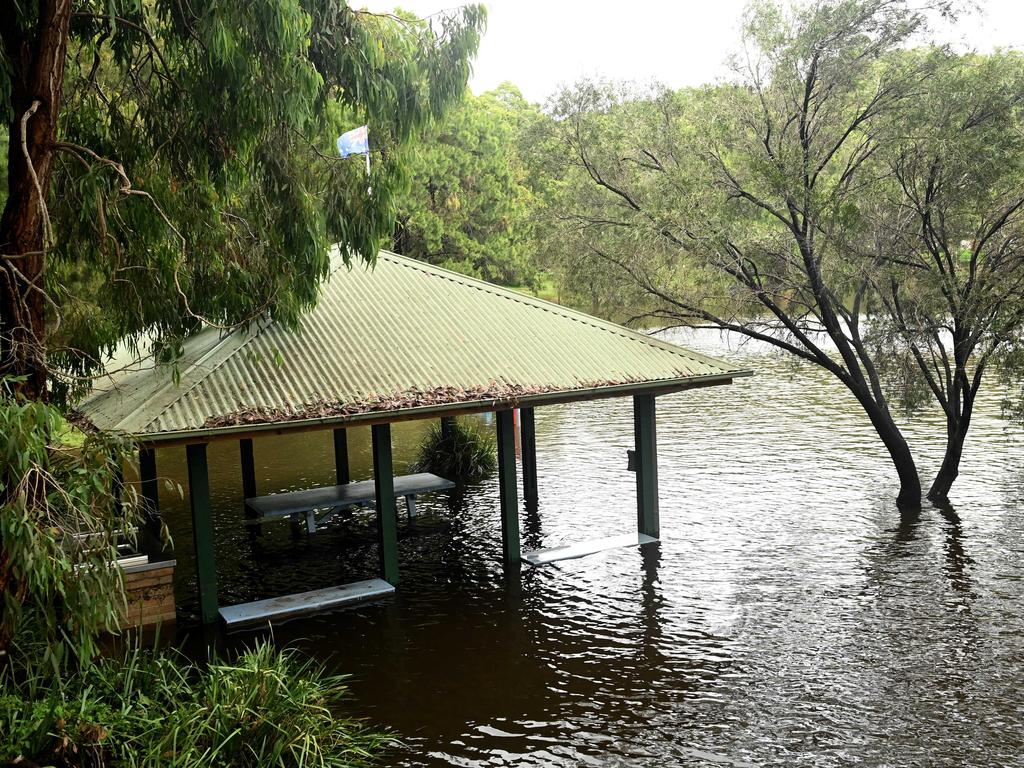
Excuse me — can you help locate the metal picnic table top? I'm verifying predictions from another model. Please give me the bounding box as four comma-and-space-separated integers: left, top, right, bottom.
244, 472, 455, 520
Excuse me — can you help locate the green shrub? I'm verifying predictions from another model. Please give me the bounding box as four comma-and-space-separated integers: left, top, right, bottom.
0, 639, 390, 767
0, 377, 143, 668
412, 418, 497, 481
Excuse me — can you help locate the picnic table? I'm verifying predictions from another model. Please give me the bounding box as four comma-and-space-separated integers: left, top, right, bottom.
244, 472, 456, 533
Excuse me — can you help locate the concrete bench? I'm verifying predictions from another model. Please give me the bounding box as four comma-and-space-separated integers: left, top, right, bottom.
244, 472, 455, 533
219, 578, 395, 630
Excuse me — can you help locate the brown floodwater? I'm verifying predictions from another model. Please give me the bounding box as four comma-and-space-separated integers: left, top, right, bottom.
150, 328, 1024, 767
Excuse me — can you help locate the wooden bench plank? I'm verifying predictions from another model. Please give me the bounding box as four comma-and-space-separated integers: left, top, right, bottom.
522, 533, 658, 566
219, 578, 395, 629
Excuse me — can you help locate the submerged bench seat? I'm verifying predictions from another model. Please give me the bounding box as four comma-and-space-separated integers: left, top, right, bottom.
244, 472, 456, 532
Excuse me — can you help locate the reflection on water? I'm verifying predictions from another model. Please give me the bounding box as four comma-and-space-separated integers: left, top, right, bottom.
152, 329, 1024, 767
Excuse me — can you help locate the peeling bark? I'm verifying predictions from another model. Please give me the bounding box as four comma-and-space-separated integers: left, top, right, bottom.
0, 0, 73, 401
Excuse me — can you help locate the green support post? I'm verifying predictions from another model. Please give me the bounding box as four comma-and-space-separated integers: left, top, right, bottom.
633, 394, 660, 538
139, 447, 159, 516
333, 428, 350, 485
138, 448, 161, 553
440, 416, 455, 440
372, 424, 399, 584
239, 438, 257, 499
111, 454, 124, 514
520, 407, 538, 506
496, 410, 520, 565
186, 443, 219, 624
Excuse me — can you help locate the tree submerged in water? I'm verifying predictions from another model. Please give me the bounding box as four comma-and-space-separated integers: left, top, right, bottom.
543, 0, 1024, 506
413, 418, 497, 482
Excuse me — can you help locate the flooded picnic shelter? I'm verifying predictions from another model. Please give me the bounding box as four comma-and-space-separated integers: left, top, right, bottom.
76, 250, 751, 627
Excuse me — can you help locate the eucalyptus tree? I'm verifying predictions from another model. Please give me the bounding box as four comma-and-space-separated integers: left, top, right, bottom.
0, 0, 482, 659
393, 83, 541, 286
0, 1, 485, 401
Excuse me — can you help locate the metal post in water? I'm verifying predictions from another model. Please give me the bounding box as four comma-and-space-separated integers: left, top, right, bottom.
239, 438, 257, 499
372, 423, 399, 584
496, 410, 521, 564
186, 442, 219, 624
520, 407, 538, 507
633, 394, 660, 539
333, 427, 350, 485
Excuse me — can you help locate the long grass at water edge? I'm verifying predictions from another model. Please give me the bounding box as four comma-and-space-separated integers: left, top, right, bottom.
0, 635, 392, 767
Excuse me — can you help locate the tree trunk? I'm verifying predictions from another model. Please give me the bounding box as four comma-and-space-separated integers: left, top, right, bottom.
0, 0, 73, 401
0, 1, 72, 660
928, 417, 969, 504
850, 382, 922, 507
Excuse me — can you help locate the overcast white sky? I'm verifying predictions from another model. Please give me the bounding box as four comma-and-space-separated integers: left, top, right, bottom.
362, 0, 1024, 103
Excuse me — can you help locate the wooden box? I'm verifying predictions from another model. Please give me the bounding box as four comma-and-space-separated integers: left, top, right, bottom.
120, 559, 176, 629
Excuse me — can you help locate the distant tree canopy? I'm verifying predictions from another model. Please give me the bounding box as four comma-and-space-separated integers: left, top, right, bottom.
0, 1, 485, 399
392, 83, 542, 286
539, 0, 1024, 505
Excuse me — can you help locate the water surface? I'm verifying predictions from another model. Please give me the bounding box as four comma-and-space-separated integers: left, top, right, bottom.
153, 329, 1024, 767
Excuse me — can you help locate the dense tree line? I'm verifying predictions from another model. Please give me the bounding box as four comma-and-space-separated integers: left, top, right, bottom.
392, 83, 542, 287
388, 1, 1024, 506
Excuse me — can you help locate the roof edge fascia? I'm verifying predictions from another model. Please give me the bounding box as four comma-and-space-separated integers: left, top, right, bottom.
135, 370, 752, 447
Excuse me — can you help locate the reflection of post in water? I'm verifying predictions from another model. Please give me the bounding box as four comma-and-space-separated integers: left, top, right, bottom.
503, 558, 523, 600
438, 486, 479, 587
521, 497, 542, 549
894, 506, 921, 547
640, 540, 665, 660
445, 484, 469, 524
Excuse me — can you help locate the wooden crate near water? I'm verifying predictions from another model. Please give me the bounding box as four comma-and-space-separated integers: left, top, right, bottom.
120, 560, 177, 629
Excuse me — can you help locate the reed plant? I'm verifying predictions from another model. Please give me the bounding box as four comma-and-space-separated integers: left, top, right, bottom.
411, 418, 497, 481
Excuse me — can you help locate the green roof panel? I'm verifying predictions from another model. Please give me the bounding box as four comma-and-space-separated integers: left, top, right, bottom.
77, 250, 751, 441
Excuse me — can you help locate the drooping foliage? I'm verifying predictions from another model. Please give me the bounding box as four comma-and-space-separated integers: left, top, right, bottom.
0, 1, 485, 398
392, 83, 541, 286
0, 0, 484, 672
0, 378, 140, 665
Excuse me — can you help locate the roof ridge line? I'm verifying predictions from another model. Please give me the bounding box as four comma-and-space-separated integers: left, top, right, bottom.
375, 250, 727, 368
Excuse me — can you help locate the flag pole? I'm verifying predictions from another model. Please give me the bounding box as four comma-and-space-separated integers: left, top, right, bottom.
365, 148, 372, 196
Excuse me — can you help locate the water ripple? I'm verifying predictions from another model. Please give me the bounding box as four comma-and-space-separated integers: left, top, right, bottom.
152, 328, 1024, 767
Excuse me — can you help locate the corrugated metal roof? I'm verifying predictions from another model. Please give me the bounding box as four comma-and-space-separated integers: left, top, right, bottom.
77, 249, 751, 442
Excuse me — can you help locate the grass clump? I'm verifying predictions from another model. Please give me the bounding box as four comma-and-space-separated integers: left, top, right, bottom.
412, 418, 496, 481
0, 639, 389, 767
